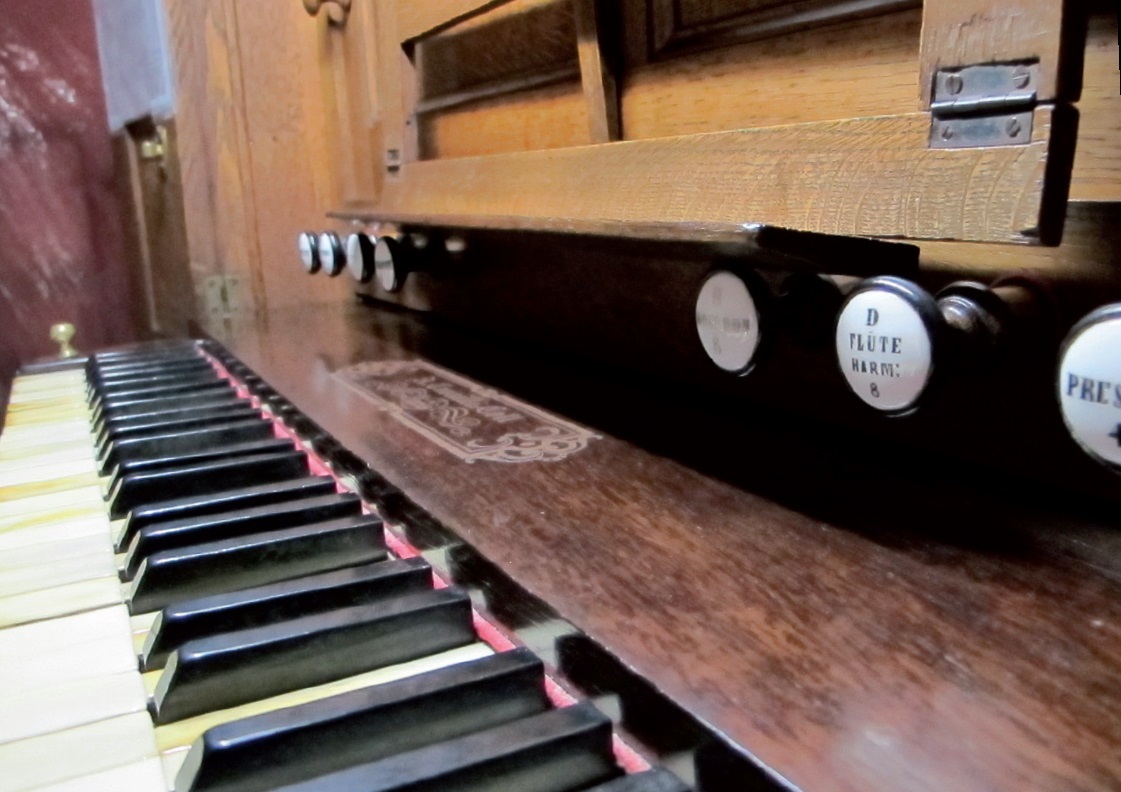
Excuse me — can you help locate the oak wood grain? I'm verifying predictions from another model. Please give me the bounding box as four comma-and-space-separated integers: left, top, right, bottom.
375, 0, 419, 169
1068, 11, 1121, 202
574, 0, 621, 142
420, 82, 590, 160
312, 0, 383, 208
918, 0, 1070, 108
378, 107, 1068, 244
165, 0, 257, 305
396, 0, 516, 42
622, 9, 924, 138
222, 303, 1121, 792
164, 0, 352, 321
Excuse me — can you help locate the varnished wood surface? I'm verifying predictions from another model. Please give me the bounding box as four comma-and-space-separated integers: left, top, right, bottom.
314, 0, 383, 208
396, 0, 516, 42
918, 0, 1070, 108
381, 106, 1068, 245
574, 0, 621, 143
222, 303, 1121, 792
166, 0, 353, 313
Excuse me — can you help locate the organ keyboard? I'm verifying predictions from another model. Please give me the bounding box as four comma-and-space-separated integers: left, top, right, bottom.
0, 342, 685, 792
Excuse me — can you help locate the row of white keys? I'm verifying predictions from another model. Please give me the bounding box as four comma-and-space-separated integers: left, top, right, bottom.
0, 375, 119, 631
0, 368, 495, 791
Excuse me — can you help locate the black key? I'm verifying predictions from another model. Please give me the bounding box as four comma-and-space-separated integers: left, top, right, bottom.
91, 389, 239, 432
87, 352, 206, 381
585, 770, 691, 792
91, 383, 236, 425
142, 558, 432, 671
89, 343, 200, 368
266, 702, 618, 792
106, 437, 296, 495
176, 648, 548, 792
107, 450, 307, 518
90, 356, 213, 381
90, 364, 218, 391
115, 476, 337, 552
150, 587, 475, 723
122, 492, 362, 580
94, 397, 251, 449
96, 404, 262, 462
87, 368, 218, 403
89, 358, 213, 385
90, 379, 231, 412
89, 374, 224, 410
127, 514, 386, 614
100, 419, 275, 476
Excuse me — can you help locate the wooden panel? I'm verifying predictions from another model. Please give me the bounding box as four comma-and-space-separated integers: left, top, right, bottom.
381, 107, 1069, 244
1068, 11, 1121, 202
574, 0, 621, 142
918, 0, 1070, 108
223, 302, 1121, 792
623, 7, 1119, 202
414, 0, 578, 113
622, 8, 923, 139
649, 0, 919, 58
397, 0, 515, 42
232, 0, 355, 310
314, 0, 383, 207
921, 201, 1121, 284
165, 0, 257, 306
122, 120, 198, 337
166, 0, 352, 323
375, 0, 418, 169
420, 82, 590, 159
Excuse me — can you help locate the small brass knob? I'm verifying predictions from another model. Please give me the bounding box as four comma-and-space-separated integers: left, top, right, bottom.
49, 322, 78, 359
302, 0, 351, 24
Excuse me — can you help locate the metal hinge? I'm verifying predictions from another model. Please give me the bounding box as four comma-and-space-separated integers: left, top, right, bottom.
201, 274, 245, 318
929, 63, 1039, 149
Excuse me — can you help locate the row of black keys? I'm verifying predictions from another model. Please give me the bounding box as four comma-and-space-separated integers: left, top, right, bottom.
85, 344, 688, 792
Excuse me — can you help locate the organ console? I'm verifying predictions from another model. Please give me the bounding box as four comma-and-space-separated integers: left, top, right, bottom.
5, 0, 1121, 790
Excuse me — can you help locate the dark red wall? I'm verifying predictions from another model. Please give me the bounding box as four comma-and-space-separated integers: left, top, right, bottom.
0, 0, 137, 413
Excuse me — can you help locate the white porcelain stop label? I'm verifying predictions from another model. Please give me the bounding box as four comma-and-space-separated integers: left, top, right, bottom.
695, 271, 761, 373
1058, 309, 1121, 469
297, 233, 317, 272
836, 289, 933, 412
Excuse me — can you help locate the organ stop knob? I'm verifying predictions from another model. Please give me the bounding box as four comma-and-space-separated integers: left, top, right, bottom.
345, 232, 376, 283
297, 231, 320, 274
835, 276, 1044, 415
374, 236, 410, 292
317, 232, 345, 277
694, 268, 766, 375
1057, 304, 1121, 471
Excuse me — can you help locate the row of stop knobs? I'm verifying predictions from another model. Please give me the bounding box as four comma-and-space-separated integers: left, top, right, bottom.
297, 231, 411, 292
695, 268, 1121, 472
